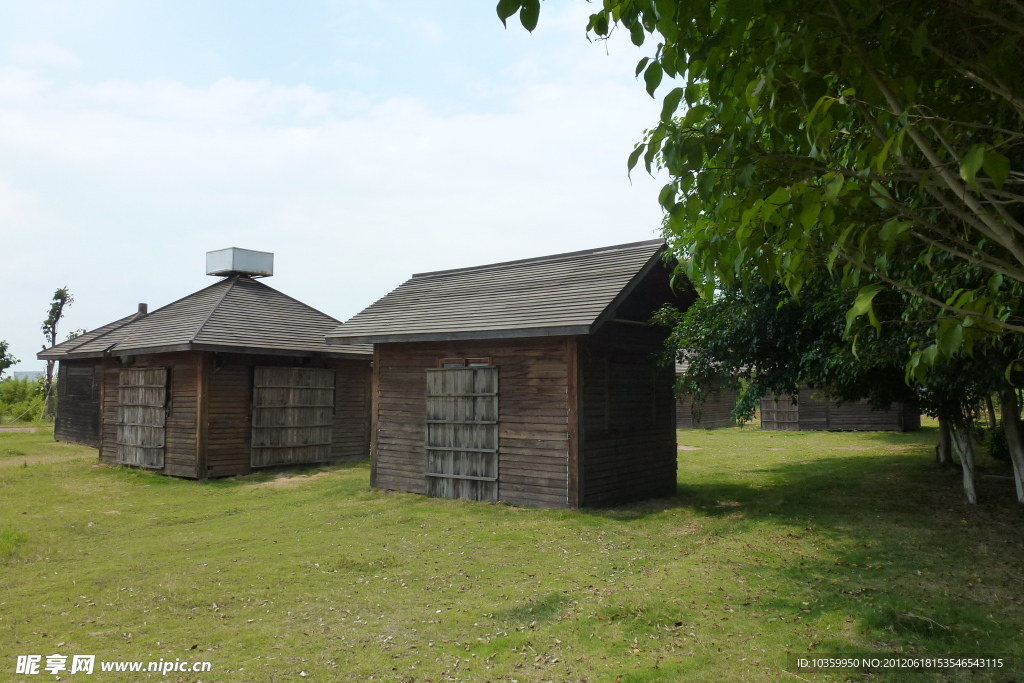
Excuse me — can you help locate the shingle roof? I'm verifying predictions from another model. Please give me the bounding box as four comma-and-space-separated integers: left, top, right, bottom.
37, 312, 143, 360
62, 276, 370, 359
326, 239, 668, 345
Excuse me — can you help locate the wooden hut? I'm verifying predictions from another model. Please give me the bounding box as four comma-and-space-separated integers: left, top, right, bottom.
40, 249, 372, 478
676, 369, 737, 429
326, 239, 691, 509
760, 388, 920, 431
38, 308, 147, 448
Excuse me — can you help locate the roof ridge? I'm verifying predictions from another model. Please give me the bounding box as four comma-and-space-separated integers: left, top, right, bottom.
109, 276, 237, 350
189, 276, 239, 343
410, 238, 665, 280
230, 276, 342, 325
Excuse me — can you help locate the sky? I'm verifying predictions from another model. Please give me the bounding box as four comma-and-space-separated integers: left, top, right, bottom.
1, 1, 668, 372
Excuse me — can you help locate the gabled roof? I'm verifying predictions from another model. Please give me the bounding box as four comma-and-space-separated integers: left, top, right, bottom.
60, 276, 370, 359
37, 312, 143, 361
326, 239, 669, 345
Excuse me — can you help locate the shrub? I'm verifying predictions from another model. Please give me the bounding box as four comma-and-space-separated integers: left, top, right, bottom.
0, 377, 46, 424
983, 426, 1010, 461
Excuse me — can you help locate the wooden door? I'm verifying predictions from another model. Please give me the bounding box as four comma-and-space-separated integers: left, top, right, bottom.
760, 394, 799, 431
251, 367, 335, 467
116, 368, 168, 468
425, 367, 498, 501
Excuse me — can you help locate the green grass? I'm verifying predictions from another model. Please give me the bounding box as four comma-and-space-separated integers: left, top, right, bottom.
1, 425, 1023, 682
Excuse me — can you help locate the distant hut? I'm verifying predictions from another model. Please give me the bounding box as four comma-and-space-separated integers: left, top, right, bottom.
38, 309, 146, 448
674, 362, 737, 429
326, 239, 692, 508
39, 248, 372, 478
760, 388, 921, 431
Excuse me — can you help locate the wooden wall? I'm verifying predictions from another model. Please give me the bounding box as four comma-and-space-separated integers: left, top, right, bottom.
99, 352, 199, 477
578, 325, 677, 506
676, 377, 737, 429
54, 359, 102, 448
761, 388, 921, 432
204, 354, 371, 478
373, 338, 572, 508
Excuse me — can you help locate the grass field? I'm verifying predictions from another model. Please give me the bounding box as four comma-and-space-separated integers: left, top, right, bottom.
2, 425, 1023, 682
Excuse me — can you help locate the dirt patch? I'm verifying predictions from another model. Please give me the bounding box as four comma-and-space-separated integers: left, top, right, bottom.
677, 445, 702, 451
0, 427, 38, 433
249, 470, 335, 489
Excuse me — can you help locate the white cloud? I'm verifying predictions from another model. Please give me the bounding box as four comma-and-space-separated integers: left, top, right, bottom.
10, 42, 79, 68
0, 24, 668, 372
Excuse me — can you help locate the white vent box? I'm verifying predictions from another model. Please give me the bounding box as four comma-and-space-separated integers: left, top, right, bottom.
206, 247, 274, 277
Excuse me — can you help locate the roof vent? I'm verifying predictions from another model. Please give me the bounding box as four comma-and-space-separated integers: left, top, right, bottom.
206, 247, 274, 277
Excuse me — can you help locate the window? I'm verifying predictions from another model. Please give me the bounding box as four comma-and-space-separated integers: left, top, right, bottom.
424, 364, 498, 501
437, 357, 491, 368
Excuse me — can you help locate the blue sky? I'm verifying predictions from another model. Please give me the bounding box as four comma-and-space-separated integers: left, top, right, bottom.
1, 1, 667, 371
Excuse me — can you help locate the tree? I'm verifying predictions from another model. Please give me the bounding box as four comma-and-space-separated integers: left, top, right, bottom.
659, 271, 1024, 503
497, 0, 1024, 367
40, 287, 73, 419
655, 274, 915, 424
0, 340, 17, 380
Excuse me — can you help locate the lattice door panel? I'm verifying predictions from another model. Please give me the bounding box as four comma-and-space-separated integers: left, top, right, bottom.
116, 367, 168, 468
251, 367, 335, 467
425, 367, 498, 501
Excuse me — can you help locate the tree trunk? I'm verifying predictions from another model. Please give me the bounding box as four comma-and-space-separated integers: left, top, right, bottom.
984, 395, 998, 428
936, 415, 953, 465
42, 358, 56, 421
999, 386, 1024, 504
951, 423, 978, 504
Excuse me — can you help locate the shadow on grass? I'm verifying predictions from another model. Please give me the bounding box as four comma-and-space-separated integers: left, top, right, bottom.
582, 436, 1024, 679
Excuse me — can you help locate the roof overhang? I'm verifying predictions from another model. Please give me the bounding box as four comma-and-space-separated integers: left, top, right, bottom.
326, 324, 592, 346
65, 342, 371, 361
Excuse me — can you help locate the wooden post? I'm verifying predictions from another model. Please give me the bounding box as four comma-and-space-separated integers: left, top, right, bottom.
567, 336, 580, 509
369, 344, 380, 489
98, 359, 107, 459
196, 352, 209, 480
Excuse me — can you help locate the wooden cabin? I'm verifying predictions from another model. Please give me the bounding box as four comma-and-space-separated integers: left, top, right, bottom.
674, 361, 737, 429
39, 249, 372, 478
760, 387, 921, 431
326, 239, 692, 509
38, 309, 146, 448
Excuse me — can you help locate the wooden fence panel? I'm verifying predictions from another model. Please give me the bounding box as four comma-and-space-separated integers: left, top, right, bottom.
251, 367, 335, 467
116, 367, 168, 468
425, 367, 498, 501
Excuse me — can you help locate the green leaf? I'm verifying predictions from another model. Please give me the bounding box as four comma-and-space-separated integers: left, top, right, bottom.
696, 171, 716, 199
635, 57, 651, 78
982, 149, 1011, 190
879, 218, 912, 241
661, 87, 684, 122
627, 145, 645, 176
519, 0, 540, 31
844, 284, 883, 336
682, 103, 712, 127
823, 174, 844, 203
959, 144, 986, 191
630, 20, 645, 46
496, 0, 520, 27
798, 201, 821, 230
761, 186, 790, 222
644, 61, 664, 98
658, 183, 676, 210
911, 21, 928, 57
936, 318, 963, 359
